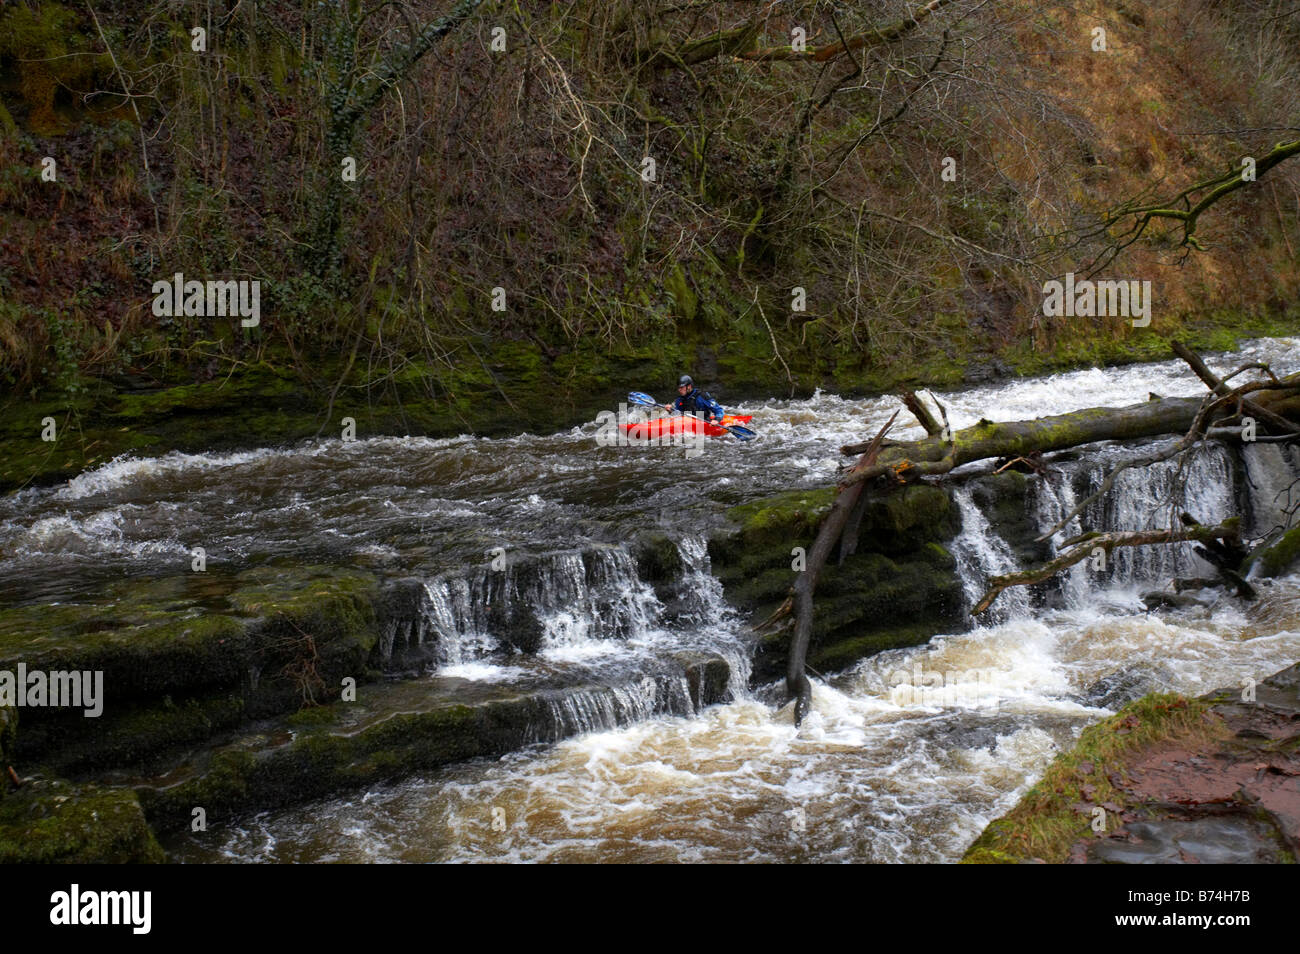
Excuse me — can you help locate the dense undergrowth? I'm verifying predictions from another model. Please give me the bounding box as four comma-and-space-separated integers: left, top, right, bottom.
1, 0, 1298, 437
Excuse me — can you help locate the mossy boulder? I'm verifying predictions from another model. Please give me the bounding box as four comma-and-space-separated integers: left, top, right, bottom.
713, 487, 835, 558
0, 777, 164, 863
711, 482, 965, 682
1247, 525, 1300, 579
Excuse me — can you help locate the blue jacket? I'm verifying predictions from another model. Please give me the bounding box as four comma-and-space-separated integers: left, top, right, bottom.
673, 387, 724, 422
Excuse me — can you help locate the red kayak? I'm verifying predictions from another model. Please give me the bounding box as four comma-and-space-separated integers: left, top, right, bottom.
621, 414, 753, 439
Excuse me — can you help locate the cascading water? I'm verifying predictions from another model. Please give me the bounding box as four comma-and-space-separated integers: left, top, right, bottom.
1031, 472, 1091, 609
950, 439, 1241, 622
377, 545, 669, 670
374, 534, 751, 737
950, 486, 1031, 621
5, 337, 1296, 863
1081, 442, 1235, 585
670, 534, 753, 695
540, 676, 684, 740
1241, 442, 1300, 540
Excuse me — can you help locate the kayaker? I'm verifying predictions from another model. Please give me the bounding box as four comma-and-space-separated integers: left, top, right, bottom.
672, 375, 725, 423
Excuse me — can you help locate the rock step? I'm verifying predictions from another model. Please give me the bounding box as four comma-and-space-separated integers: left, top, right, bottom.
123, 654, 733, 836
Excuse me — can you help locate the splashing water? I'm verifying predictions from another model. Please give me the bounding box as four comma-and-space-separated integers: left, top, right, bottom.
149, 338, 1300, 863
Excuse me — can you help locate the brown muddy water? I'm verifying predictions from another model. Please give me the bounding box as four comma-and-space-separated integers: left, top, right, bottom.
3, 339, 1297, 862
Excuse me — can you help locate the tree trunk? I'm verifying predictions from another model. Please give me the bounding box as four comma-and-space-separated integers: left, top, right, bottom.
787, 412, 897, 724
838, 374, 1300, 489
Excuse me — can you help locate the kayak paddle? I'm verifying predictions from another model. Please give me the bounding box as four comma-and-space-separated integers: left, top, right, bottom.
626, 392, 756, 441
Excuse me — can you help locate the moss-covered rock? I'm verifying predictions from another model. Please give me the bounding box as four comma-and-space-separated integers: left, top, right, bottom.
711, 482, 966, 683
0, 565, 387, 771
966, 470, 1052, 567
714, 488, 835, 556
633, 532, 685, 583
20, 693, 247, 777
0, 777, 164, 863
857, 484, 961, 555
1248, 525, 1300, 578
962, 663, 1300, 864
136, 678, 664, 833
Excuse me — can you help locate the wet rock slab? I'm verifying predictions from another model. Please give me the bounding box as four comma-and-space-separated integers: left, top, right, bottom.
129, 659, 733, 837
1077, 662, 1300, 864
1087, 816, 1281, 864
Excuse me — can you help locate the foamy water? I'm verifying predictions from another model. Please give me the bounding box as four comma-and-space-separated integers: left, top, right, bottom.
148, 337, 1300, 863
2, 339, 1295, 861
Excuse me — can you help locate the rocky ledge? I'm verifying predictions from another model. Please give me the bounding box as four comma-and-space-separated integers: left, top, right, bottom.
963, 662, 1300, 864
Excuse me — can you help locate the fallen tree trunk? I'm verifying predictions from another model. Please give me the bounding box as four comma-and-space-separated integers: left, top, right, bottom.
838, 373, 1300, 489
786, 412, 898, 725
972, 518, 1243, 615
1171, 340, 1299, 436
841, 395, 1203, 485
777, 344, 1296, 722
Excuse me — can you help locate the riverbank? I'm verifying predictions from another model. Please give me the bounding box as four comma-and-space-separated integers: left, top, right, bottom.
4, 316, 1297, 493
962, 661, 1300, 864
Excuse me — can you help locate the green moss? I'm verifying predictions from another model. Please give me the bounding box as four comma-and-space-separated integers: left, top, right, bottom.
0, 2, 111, 135
809, 623, 939, 673
714, 482, 966, 680
633, 532, 685, 582
0, 778, 164, 863
811, 548, 963, 644
663, 263, 698, 324
724, 488, 835, 549
0, 597, 250, 702
1, 565, 387, 770
139, 697, 497, 831
286, 703, 339, 727
961, 694, 1214, 864
1249, 525, 1300, 578
858, 484, 960, 551
21, 693, 247, 775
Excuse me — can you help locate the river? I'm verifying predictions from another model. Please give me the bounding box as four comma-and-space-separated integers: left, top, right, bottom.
3, 338, 1298, 862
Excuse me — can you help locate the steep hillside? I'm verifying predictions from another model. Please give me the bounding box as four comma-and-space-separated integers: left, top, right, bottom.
1, 0, 1298, 484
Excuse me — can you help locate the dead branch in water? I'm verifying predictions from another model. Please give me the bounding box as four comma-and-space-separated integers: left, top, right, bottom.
785, 411, 899, 724
972, 518, 1243, 616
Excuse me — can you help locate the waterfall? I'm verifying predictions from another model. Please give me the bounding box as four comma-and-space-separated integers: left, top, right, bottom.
950, 487, 1032, 622
1032, 473, 1091, 608
537, 675, 696, 739
1075, 442, 1235, 586
672, 534, 753, 697
407, 546, 663, 665
533, 549, 662, 652
370, 535, 749, 736
952, 441, 1239, 618
1241, 442, 1300, 541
